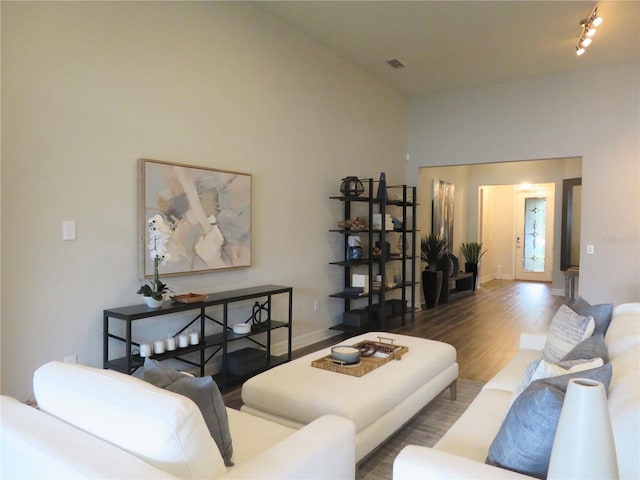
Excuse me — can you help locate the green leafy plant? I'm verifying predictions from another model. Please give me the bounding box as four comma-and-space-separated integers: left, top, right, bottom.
421, 234, 447, 270
460, 242, 486, 264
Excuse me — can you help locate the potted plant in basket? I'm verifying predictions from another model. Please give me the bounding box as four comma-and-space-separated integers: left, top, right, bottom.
460, 242, 486, 291
420, 234, 447, 308
137, 214, 173, 308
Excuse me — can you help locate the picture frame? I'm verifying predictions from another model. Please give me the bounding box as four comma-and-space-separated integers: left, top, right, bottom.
432, 179, 454, 253
139, 158, 251, 278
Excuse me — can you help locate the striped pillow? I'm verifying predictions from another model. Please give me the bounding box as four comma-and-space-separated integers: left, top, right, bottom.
542, 304, 595, 362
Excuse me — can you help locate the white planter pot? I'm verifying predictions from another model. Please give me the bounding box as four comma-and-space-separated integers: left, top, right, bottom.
142, 295, 164, 308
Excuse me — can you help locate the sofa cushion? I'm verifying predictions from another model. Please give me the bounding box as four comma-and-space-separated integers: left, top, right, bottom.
33, 361, 226, 479
487, 364, 612, 479
608, 344, 640, 479
542, 304, 595, 362
226, 407, 295, 465
570, 297, 614, 336
143, 359, 234, 467
605, 303, 640, 359
434, 388, 512, 462
561, 333, 608, 363
483, 348, 541, 393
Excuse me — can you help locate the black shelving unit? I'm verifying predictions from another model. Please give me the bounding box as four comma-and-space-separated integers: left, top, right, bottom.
329, 179, 417, 333
103, 284, 293, 391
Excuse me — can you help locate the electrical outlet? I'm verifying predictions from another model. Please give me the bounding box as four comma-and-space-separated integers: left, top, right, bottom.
313, 300, 319, 312
587, 244, 595, 255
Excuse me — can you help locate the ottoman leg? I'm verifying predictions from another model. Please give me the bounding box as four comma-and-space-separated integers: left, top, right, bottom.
449, 380, 457, 401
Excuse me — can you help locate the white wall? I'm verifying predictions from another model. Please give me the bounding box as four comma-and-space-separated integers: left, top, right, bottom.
408, 63, 640, 305
1, 2, 407, 400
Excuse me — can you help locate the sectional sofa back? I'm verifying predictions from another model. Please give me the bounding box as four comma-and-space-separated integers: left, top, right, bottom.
604, 303, 640, 479
33, 361, 226, 479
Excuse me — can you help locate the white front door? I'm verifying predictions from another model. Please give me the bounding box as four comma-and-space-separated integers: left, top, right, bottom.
515, 184, 555, 282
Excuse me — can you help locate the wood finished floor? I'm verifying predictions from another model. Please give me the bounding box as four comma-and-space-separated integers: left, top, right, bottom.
223, 280, 563, 408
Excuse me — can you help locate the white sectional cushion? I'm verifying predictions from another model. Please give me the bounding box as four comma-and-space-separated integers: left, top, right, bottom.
483, 349, 541, 393
605, 303, 640, 359
434, 388, 512, 462
226, 407, 295, 466
542, 305, 595, 361
33, 362, 225, 479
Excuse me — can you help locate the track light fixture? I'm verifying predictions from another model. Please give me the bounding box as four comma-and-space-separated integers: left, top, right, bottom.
576, 5, 603, 56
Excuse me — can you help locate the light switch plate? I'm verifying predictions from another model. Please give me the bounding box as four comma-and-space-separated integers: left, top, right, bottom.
63, 220, 76, 241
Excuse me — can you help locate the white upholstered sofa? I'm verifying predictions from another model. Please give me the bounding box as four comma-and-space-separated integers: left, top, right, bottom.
393, 302, 640, 479
1, 361, 356, 479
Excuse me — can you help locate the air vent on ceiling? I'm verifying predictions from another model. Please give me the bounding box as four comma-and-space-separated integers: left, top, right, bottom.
386, 59, 405, 69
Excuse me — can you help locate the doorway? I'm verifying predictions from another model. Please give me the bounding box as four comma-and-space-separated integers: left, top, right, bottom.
514, 184, 555, 282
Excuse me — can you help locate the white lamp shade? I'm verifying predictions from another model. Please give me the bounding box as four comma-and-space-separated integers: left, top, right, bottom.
548, 378, 619, 479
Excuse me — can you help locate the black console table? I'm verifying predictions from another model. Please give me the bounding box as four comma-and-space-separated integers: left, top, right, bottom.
103, 284, 293, 390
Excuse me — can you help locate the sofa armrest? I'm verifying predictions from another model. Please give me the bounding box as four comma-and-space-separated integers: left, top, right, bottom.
519, 332, 546, 351
0, 396, 177, 479
221, 415, 355, 480
393, 446, 534, 479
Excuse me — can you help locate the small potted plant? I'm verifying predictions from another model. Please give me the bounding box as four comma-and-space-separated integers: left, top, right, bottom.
420, 234, 447, 308
138, 214, 173, 308
460, 242, 486, 291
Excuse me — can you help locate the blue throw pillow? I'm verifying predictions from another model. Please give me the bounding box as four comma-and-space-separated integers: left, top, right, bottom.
561, 334, 609, 363
570, 297, 614, 336
486, 364, 612, 479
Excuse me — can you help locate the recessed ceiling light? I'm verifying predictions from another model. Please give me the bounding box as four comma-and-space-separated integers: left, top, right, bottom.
386, 59, 405, 69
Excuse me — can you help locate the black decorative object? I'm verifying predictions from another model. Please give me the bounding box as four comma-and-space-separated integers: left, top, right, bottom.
376, 172, 387, 202
465, 262, 479, 291
251, 301, 270, 326
422, 270, 443, 309
340, 176, 365, 197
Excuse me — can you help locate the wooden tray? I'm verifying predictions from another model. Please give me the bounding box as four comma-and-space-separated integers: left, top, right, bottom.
170, 293, 208, 303
311, 338, 408, 377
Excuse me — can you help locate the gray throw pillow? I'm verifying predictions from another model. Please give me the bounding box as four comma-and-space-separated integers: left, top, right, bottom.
542, 304, 595, 362
486, 363, 612, 479
570, 297, 614, 336
561, 334, 609, 363
143, 359, 234, 466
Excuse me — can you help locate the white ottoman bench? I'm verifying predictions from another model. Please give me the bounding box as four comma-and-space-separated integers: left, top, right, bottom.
241, 332, 458, 462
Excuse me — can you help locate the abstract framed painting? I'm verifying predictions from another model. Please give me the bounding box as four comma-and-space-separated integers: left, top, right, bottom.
432, 179, 454, 253
139, 158, 251, 278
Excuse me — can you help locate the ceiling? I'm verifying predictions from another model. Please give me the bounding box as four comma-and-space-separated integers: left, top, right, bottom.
258, 1, 640, 97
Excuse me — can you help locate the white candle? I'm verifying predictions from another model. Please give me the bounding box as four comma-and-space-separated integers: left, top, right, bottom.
153, 340, 165, 354
189, 332, 200, 345
178, 334, 189, 348
166, 336, 176, 351
140, 343, 152, 357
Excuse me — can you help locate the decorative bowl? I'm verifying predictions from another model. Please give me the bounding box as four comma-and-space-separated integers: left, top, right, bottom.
232, 324, 251, 334
331, 345, 361, 365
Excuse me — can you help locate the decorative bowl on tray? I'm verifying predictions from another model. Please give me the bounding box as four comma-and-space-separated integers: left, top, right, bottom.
331, 345, 361, 365
171, 293, 208, 304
